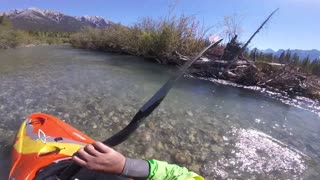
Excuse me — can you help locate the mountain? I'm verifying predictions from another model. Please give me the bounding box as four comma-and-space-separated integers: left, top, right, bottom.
260, 48, 320, 61
0, 7, 112, 32
262, 48, 275, 54
75, 16, 109, 28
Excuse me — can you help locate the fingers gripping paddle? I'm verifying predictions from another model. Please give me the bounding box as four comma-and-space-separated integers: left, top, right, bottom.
57, 39, 222, 180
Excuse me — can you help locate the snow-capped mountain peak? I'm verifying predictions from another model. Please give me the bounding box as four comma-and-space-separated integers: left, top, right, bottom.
76, 15, 109, 28
0, 7, 112, 31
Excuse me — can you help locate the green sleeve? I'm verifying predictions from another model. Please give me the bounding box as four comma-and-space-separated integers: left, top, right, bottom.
146, 159, 204, 180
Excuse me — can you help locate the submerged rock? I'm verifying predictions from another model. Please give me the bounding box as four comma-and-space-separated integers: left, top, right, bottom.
210, 144, 223, 153
144, 147, 155, 158
146, 121, 155, 130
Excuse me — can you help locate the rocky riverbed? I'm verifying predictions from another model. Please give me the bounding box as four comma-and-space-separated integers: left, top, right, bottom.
0, 45, 320, 179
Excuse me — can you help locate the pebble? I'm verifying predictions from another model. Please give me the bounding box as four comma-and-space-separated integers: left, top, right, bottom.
186, 111, 193, 117
200, 152, 209, 162
169, 136, 177, 144
209, 132, 223, 144
156, 141, 164, 151
173, 152, 192, 164
63, 114, 70, 119
25, 99, 33, 105
189, 164, 200, 172
146, 121, 156, 130
188, 134, 196, 143
92, 123, 97, 129
102, 116, 109, 123
140, 132, 152, 142
222, 136, 228, 141
108, 111, 114, 117
111, 116, 119, 123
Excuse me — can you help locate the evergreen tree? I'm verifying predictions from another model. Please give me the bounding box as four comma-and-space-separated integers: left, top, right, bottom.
310, 59, 320, 76
292, 53, 300, 64
250, 48, 258, 61
301, 56, 311, 70
265, 53, 273, 62
284, 50, 292, 63
278, 51, 286, 63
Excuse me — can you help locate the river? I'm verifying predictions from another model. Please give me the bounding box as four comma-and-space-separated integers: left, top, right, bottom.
0, 45, 320, 179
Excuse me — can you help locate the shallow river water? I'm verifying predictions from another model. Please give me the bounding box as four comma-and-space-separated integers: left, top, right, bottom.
0, 45, 320, 179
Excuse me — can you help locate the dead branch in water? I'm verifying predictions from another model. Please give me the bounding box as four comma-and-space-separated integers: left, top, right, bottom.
225, 8, 279, 71
234, 8, 279, 60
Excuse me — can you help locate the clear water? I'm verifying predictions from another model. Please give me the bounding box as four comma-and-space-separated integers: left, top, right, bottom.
0, 45, 320, 179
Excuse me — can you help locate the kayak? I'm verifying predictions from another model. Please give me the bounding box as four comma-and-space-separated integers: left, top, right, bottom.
8, 113, 109, 179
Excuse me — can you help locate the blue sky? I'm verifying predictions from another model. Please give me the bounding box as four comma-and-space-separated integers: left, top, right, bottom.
1, 0, 319, 50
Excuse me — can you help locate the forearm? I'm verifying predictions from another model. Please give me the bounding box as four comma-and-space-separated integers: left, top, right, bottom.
120, 158, 203, 180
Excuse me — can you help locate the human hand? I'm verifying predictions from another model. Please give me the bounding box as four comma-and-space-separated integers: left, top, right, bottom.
72, 141, 126, 175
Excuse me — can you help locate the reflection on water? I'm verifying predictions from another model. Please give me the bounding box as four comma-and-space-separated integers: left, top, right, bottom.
210, 128, 307, 179
0, 45, 320, 179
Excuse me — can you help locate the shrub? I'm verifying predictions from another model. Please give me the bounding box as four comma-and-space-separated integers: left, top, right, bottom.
70, 15, 207, 64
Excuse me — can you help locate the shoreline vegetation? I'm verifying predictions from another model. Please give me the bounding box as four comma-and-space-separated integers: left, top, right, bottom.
1, 14, 320, 101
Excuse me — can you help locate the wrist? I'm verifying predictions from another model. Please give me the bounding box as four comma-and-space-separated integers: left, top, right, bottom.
114, 153, 126, 175
120, 158, 150, 178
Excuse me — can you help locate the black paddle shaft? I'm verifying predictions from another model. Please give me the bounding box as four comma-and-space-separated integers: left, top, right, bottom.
57, 39, 222, 180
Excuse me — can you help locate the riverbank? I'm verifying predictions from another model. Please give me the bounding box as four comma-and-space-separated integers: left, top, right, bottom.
188, 56, 320, 101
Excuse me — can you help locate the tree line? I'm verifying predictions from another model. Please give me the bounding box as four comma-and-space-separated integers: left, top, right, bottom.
249, 49, 320, 76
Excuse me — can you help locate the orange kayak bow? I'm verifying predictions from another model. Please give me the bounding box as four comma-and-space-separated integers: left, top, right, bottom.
9, 113, 94, 180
